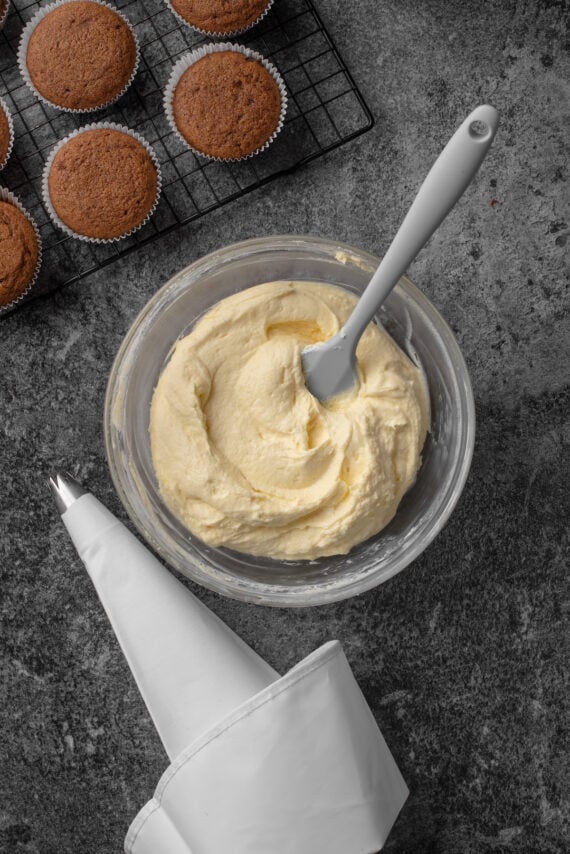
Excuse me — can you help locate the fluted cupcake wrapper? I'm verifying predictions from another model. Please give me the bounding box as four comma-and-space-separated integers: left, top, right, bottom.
164, 0, 274, 38
41, 121, 162, 244
0, 187, 43, 315
0, 0, 11, 33
17, 0, 140, 114
163, 42, 288, 163
0, 96, 15, 172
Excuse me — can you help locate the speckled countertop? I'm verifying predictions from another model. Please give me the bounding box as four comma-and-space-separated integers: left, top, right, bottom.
1, 1, 568, 852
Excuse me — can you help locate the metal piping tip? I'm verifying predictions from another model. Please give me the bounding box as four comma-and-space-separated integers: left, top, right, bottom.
49, 472, 88, 515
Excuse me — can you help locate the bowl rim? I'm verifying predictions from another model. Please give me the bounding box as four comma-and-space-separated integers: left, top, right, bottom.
104, 234, 476, 606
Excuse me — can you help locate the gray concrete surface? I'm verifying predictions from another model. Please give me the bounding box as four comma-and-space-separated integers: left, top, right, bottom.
1, 0, 569, 852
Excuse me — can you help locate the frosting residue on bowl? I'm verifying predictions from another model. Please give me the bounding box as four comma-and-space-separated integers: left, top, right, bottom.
149, 280, 429, 559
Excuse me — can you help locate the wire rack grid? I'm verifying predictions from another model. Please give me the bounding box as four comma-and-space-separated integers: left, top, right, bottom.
0, 0, 373, 308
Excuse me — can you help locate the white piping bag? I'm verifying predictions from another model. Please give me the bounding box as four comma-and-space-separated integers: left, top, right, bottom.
51, 474, 408, 853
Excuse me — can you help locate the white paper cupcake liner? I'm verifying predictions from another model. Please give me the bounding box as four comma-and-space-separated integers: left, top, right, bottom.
0, 96, 14, 172
0, 0, 10, 33
163, 42, 288, 163
17, 0, 140, 114
0, 187, 42, 314
42, 122, 162, 244
164, 0, 274, 38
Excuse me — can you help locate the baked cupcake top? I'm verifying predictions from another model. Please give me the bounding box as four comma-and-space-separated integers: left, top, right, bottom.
47, 128, 158, 240
23, 0, 137, 111
169, 0, 270, 34
171, 50, 283, 160
0, 201, 40, 307
0, 100, 13, 169
0, 0, 9, 28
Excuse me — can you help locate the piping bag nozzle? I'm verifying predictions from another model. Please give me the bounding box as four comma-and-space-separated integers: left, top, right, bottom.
49, 472, 87, 514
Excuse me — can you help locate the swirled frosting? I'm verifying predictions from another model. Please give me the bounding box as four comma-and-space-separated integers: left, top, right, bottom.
150, 281, 429, 559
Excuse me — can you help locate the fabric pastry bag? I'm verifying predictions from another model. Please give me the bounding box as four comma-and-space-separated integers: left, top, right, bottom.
60, 488, 409, 853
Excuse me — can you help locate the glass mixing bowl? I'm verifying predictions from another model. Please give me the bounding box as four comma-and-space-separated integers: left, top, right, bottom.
104, 235, 475, 607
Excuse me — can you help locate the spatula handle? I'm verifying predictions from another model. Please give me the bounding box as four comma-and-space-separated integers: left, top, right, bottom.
343, 104, 499, 344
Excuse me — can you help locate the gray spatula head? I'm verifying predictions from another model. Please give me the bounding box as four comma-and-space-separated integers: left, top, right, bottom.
301, 332, 358, 401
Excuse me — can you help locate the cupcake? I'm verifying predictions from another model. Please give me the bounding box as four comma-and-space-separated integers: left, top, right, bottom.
43, 124, 160, 241
0, 97, 14, 171
165, 45, 287, 161
0, 190, 41, 311
19, 0, 138, 112
0, 0, 10, 33
167, 0, 273, 36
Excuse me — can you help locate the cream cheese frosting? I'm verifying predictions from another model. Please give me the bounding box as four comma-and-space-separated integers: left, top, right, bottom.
149, 281, 429, 560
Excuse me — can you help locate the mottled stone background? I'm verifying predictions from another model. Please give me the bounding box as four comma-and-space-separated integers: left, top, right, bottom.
1, 0, 568, 852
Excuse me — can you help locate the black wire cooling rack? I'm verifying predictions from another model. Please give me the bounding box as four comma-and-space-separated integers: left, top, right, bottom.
0, 0, 373, 307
